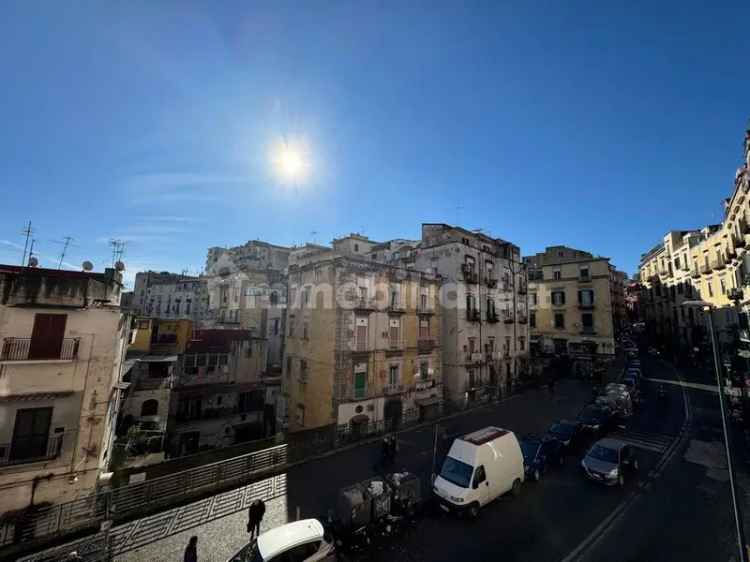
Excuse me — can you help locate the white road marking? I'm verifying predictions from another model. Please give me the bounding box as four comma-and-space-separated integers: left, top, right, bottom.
609, 430, 674, 454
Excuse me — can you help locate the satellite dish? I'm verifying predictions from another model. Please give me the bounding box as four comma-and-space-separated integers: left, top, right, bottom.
82, 261, 94, 272
115, 261, 125, 272
28, 257, 39, 267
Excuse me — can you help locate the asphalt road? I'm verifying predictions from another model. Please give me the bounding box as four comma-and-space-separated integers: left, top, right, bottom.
580, 356, 750, 562
113, 359, 693, 562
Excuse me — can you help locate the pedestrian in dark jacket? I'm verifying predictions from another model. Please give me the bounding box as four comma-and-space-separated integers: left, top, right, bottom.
247, 499, 266, 540
184, 536, 198, 562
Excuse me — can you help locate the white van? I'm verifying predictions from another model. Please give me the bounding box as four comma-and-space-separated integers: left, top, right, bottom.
433, 426, 524, 518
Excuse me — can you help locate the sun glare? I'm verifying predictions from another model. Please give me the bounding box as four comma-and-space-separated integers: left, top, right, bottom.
272, 141, 309, 184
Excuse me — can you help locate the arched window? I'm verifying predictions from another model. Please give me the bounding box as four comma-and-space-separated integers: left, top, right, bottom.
141, 399, 158, 417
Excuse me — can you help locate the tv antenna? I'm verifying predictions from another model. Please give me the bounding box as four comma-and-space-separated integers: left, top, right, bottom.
109, 239, 126, 266
20, 221, 33, 266
51, 236, 78, 269
27, 238, 37, 267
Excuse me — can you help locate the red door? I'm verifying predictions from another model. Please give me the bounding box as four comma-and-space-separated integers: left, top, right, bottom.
28, 314, 67, 360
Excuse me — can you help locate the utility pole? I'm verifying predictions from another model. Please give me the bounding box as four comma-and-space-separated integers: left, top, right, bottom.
57, 236, 75, 269
27, 238, 37, 266
20, 221, 33, 266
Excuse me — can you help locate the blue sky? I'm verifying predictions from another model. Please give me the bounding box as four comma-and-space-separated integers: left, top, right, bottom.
1, 1, 749, 286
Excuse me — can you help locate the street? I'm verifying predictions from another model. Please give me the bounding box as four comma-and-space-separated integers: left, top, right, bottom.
109, 355, 705, 562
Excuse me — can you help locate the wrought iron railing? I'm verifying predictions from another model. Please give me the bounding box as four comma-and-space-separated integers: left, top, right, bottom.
1, 338, 79, 361
0, 433, 64, 466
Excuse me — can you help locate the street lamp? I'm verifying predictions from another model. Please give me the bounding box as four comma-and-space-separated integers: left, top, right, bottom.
683, 300, 748, 562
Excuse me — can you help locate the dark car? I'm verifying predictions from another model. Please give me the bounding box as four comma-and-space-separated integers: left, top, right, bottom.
520, 438, 565, 482
577, 404, 613, 435
545, 420, 582, 452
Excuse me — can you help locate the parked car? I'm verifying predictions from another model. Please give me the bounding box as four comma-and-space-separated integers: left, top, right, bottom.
577, 404, 614, 435
595, 391, 632, 423
520, 437, 565, 482
227, 519, 336, 562
545, 420, 583, 452
621, 376, 640, 402
433, 426, 524, 518
648, 347, 660, 356
581, 439, 639, 487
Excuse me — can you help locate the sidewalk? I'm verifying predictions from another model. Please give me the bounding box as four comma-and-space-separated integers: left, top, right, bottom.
113, 378, 594, 562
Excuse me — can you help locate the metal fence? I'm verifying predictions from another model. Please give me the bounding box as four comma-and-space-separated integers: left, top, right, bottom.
1, 443, 288, 551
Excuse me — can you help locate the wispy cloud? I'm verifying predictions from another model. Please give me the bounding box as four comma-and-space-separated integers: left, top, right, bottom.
121, 172, 250, 205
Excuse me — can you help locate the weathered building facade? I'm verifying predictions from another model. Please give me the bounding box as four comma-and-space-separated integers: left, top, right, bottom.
526, 246, 618, 372
283, 247, 443, 434
0, 265, 127, 518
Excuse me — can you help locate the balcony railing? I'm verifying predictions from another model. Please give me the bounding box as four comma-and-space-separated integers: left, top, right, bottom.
417, 304, 435, 315
1, 337, 80, 361
384, 384, 404, 396
487, 311, 499, 323
387, 302, 406, 314
581, 327, 597, 335
699, 262, 711, 274
690, 266, 701, 278
354, 298, 377, 312
461, 265, 478, 284
517, 314, 528, 324
0, 433, 65, 466
465, 352, 483, 364
418, 338, 436, 353
486, 278, 498, 289
711, 255, 727, 270
388, 340, 404, 351
503, 313, 514, 324
133, 375, 174, 391
466, 308, 480, 322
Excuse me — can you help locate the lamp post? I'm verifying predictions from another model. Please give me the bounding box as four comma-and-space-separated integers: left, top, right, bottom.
683, 300, 748, 562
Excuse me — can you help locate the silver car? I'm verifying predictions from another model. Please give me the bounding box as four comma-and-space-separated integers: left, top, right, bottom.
581, 438, 639, 487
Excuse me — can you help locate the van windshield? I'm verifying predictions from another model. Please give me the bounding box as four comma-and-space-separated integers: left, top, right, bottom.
439, 456, 473, 488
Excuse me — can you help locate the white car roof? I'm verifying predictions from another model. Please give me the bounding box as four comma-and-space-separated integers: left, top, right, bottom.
257, 519, 324, 560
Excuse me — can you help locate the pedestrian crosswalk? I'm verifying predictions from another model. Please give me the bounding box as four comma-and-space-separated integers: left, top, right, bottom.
608, 430, 675, 454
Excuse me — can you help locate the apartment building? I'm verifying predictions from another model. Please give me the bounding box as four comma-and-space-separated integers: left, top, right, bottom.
0, 264, 128, 519
118, 320, 268, 463
610, 267, 628, 338
403, 224, 530, 405
205, 241, 291, 374
525, 246, 618, 370
129, 271, 210, 323
283, 243, 443, 434
639, 127, 750, 358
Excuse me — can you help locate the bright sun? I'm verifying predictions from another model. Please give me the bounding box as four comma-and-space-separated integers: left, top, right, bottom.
272, 141, 309, 184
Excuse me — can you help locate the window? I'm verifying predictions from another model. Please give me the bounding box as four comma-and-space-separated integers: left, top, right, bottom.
530, 293, 538, 306
296, 404, 305, 426
466, 293, 476, 312
272, 318, 280, 336
288, 315, 295, 337
468, 337, 476, 353
359, 286, 367, 301
473, 465, 486, 487
420, 292, 428, 310
185, 299, 192, 314
140, 400, 158, 416
356, 317, 368, 351
578, 289, 594, 306
303, 287, 310, 307
580, 267, 590, 281
390, 286, 400, 307
464, 255, 476, 270
300, 360, 308, 381
529, 311, 536, 328
519, 337, 526, 351
419, 318, 430, 338
29, 313, 67, 360
354, 243, 359, 252
420, 361, 430, 378
552, 290, 566, 306
389, 318, 401, 346
303, 321, 309, 340
10, 407, 53, 461
286, 356, 293, 377
582, 313, 594, 329
270, 291, 279, 305
720, 278, 726, 294
674, 256, 681, 270
354, 367, 367, 399
554, 313, 565, 329
708, 280, 714, 297
388, 365, 399, 387
553, 269, 561, 281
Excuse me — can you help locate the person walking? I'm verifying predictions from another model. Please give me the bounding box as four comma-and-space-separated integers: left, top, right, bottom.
184, 536, 198, 562
247, 499, 266, 540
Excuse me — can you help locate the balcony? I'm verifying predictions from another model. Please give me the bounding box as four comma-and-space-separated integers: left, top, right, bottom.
690, 266, 701, 279
580, 327, 597, 336
578, 302, 595, 310
0, 433, 65, 467
417, 304, 435, 315
354, 298, 377, 312
418, 338, 436, 354
699, 262, 711, 274
711, 255, 726, 270
487, 311, 499, 323
465, 352, 483, 364
386, 340, 404, 355
387, 302, 406, 314
1, 337, 80, 362
461, 265, 478, 284
384, 384, 404, 396
517, 314, 528, 324
133, 375, 173, 391
466, 308, 480, 322
486, 278, 498, 289
503, 313, 514, 324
